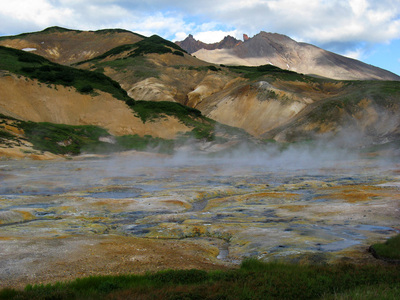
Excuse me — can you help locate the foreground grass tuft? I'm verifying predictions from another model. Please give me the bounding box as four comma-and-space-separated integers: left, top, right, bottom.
1, 259, 399, 299
370, 234, 400, 261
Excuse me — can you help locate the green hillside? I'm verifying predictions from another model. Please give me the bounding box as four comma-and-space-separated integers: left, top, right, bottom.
0, 46, 131, 101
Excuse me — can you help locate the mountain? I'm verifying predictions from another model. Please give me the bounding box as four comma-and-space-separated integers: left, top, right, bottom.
0, 27, 399, 159
177, 31, 400, 81
175, 34, 242, 54
0, 41, 252, 159
0, 26, 144, 65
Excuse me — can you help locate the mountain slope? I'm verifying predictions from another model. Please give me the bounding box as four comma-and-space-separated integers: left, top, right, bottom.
73, 32, 400, 148
179, 31, 400, 81
0, 46, 191, 138
0, 45, 253, 158
0, 26, 144, 65
189, 65, 400, 146
78, 36, 400, 148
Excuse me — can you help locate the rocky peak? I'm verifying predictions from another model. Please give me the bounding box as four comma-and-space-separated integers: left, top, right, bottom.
176, 34, 242, 54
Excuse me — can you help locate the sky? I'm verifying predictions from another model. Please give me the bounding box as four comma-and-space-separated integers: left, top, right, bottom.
1, 0, 400, 75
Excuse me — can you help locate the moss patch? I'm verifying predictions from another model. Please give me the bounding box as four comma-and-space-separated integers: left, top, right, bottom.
370, 234, 400, 261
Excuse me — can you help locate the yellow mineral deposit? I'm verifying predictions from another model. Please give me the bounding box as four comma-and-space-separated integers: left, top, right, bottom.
0, 152, 399, 288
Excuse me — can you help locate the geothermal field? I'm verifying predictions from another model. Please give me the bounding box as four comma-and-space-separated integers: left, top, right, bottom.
0, 149, 399, 288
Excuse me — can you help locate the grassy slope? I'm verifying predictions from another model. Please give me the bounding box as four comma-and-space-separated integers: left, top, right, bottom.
1, 259, 399, 299
76, 34, 187, 66
127, 100, 252, 143
0, 114, 175, 155
0, 46, 131, 101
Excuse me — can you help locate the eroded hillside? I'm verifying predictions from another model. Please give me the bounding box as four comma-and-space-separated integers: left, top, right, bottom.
0, 45, 254, 159
1, 28, 400, 158
79, 41, 400, 148
0, 26, 144, 65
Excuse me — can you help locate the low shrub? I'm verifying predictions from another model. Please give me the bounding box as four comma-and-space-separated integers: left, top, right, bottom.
150, 269, 208, 285
370, 234, 400, 260
173, 50, 184, 56
78, 85, 94, 94
128, 100, 202, 123
18, 122, 110, 155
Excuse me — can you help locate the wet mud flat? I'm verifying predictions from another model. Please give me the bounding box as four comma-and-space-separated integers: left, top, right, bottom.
0, 153, 399, 288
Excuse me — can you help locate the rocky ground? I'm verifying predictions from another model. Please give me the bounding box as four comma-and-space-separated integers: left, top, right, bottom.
0, 151, 399, 289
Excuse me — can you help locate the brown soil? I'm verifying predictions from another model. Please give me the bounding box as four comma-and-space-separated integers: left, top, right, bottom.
0, 235, 232, 289
0, 73, 190, 139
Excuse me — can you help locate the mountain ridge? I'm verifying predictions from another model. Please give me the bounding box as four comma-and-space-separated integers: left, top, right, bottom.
175, 34, 242, 54
0, 26, 145, 65
177, 31, 400, 81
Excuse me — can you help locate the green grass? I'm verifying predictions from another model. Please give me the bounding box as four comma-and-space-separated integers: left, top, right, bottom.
126, 100, 249, 143
370, 234, 400, 260
0, 129, 16, 141
1, 104, 249, 155
0, 46, 131, 102
115, 134, 174, 154
184, 65, 222, 72
1, 259, 399, 299
322, 283, 400, 300
77, 34, 187, 65
128, 35, 186, 57
128, 100, 202, 123
19, 122, 110, 155
93, 28, 144, 37
17, 121, 174, 155
127, 100, 219, 142
89, 55, 161, 79
0, 26, 78, 41
227, 64, 310, 81
77, 43, 138, 63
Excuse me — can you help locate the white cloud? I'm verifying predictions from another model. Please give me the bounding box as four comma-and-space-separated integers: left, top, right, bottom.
0, 0, 73, 29
343, 48, 364, 60
194, 30, 241, 43
174, 31, 188, 41
0, 0, 399, 55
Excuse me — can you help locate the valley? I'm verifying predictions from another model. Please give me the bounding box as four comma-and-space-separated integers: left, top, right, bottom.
0, 26, 399, 295
0, 152, 399, 288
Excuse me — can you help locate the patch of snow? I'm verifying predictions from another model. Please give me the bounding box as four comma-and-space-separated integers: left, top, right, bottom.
99, 136, 117, 144
22, 48, 37, 52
